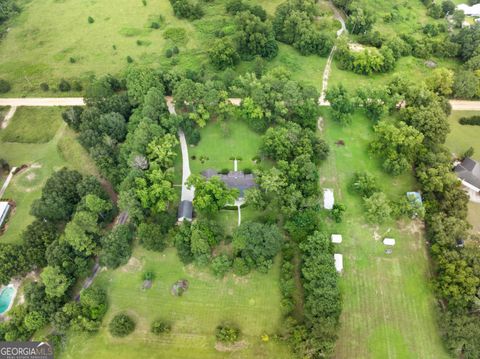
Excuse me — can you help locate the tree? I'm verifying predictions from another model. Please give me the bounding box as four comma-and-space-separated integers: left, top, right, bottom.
0, 79, 11, 94
233, 222, 283, 272
453, 71, 479, 99
187, 175, 239, 215
169, 0, 204, 20
100, 225, 133, 269
109, 314, 135, 337
125, 67, 163, 105
426, 68, 454, 96
331, 203, 346, 223
346, 7, 375, 34
235, 11, 278, 59
363, 192, 392, 223
40, 266, 71, 298
0, 244, 28, 285
325, 84, 355, 125
80, 286, 108, 321
452, 24, 480, 62
211, 255, 232, 277
142, 87, 168, 122
371, 121, 424, 175
356, 86, 393, 122
23, 220, 58, 269
452, 9, 466, 28
441, 0, 455, 15
137, 223, 166, 252
134, 168, 177, 213
209, 38, 240, 70
402, 104, 449, 146
350, 172, 379, 197
146, 134, 178, 170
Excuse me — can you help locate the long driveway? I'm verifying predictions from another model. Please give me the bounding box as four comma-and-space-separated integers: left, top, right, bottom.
165, 97, 195, 202
0, 98, 85, 106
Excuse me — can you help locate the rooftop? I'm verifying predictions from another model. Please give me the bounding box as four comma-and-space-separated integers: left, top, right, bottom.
455, 157, 480, 191
201, 169, 256, 197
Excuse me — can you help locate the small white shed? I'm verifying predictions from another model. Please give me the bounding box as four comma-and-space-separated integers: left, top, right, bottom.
323, 188, 334, 210
0, 202, 10, 227
383, 238, 396, 246
331, 234, 343, 244
334, 254, 343, 273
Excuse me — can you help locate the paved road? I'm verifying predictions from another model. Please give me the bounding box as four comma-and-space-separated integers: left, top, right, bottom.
319, 1, 347, 106
449, 100, 480, 111
0, 98, 85, 106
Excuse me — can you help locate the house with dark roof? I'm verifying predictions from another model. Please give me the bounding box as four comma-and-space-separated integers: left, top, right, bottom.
177, 200, 193, 222
454, 157, 480, 194
202, 169, 256, 198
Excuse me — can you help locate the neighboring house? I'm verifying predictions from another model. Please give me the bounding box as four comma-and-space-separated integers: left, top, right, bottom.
0, 201, 11, 228
202, 169, 256, 198
454, 157, 480, 200
177, 200, 193, 222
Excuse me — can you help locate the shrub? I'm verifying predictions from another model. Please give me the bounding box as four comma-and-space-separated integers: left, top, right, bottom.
243, 168, 252, 175
350, 172, 379, 197
215, 324, 240, 343
219, 168, 229, 175
69, 57, 76, 63
151, 22, 160, 29
330, 203, 346, 223
58, 79, 71, 92
151, 319, 171, 334
72, 81, 83, 91
136, 40, 143, 46
126, 56, 134, 63
232, 257, 249, 276
109, 314, 135, 337
88, 16, 95, 24
459, 116, 480, 126
142, 0, 147, 5
211, 254, 232, 277
142, 271, 155, 281
165, 49, 173, 58
0, 79, 11, 93
40, 82, 49, 91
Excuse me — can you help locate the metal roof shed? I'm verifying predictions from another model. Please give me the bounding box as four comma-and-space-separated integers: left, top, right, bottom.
331, 234, 343, 244
383, 238, 396, 246
334, 253, 343, 273
0, 202, 10, 227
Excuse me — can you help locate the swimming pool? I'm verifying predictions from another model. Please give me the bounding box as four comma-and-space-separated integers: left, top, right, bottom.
0, 286, 15, 314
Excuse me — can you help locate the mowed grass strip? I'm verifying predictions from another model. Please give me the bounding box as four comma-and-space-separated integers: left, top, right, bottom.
1, 107, 63, 143
318, 110, 449, 359
60, 247, 292, 359
446, 110, 480, 160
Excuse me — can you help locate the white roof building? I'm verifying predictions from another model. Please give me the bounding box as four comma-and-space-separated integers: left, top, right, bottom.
0, 202, 10, 227
457, 4, 480, 17
334, 254, 343, 273
383, 238, 396, 246
323, 188, 334, 210
331, 234, 343, 244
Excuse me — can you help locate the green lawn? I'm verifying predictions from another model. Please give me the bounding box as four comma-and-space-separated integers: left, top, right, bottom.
188, 119, 264, 175
1, 107, 63, 143
318, 110, 449, 359
446, 111, 480, 161
0, 108, 98, 244
59, 247, 292, 359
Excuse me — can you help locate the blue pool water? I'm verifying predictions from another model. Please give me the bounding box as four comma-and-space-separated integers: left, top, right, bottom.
0, 286, 14, 314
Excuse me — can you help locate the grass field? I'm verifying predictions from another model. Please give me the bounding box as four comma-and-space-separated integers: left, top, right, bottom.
0, 0, 334, 96
60, 247, 291, 359
0, 107, 63, 143
318, 110, 449, 359
446, 111, 480, 161
187, 119, 264, 174
0, 108, 98, 244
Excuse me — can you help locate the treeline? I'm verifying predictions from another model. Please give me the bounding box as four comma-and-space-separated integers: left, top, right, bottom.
357, 76, 480, 357
208, 0, 334, 70
0, 0, 20, 27
0, 169, 114, 345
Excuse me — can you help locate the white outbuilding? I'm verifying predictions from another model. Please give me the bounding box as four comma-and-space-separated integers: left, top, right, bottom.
383, 238, 396, 246
334, 254, 343, 273
457, 4, 480, 17
331, 234, 343, 244
323, 188, 334, 210
0, 202, 10, 228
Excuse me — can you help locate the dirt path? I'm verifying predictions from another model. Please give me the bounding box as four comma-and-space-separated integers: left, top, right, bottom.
0, 98, 84, 107
1, 106, 16, 129
319, 1, 347, 106
0, 167, 18, 198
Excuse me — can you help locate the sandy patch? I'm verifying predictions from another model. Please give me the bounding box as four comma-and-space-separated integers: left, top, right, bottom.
349, 43, 365, 52
215, 340, 248, 352
121, 257, 142, 272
